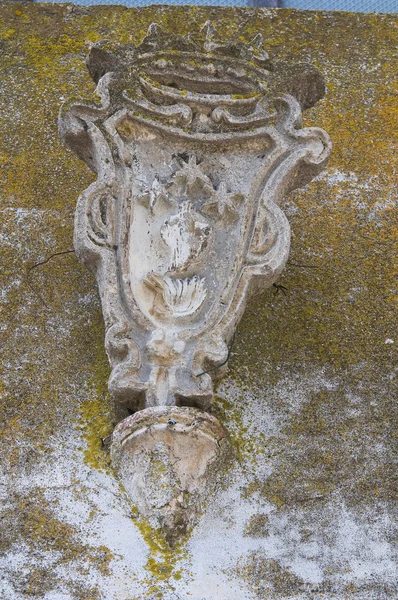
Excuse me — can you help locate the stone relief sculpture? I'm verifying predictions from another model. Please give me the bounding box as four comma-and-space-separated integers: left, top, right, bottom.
59, 22, 331, 542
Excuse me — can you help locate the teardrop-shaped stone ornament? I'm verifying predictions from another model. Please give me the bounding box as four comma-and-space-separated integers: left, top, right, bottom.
111, 406, 231, 544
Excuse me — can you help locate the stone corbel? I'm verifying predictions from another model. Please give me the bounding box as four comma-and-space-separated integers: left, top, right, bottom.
59, 22, 331, 542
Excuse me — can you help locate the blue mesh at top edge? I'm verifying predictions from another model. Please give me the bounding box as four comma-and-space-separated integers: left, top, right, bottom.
48, 0, 246, 5
46, 0, 398, 12
285, 0, 397, 11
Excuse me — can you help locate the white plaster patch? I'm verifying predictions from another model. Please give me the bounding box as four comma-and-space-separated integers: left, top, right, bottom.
0, 207, 62, 251
316, 168, 358, 185
334, 506, 397, 582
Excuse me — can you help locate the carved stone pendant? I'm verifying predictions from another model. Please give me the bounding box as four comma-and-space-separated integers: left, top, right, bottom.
60, 22, 331, 536
111, 406, 230, 542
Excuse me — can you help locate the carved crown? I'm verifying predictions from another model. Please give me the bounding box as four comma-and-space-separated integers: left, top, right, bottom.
66, 22, 326, 138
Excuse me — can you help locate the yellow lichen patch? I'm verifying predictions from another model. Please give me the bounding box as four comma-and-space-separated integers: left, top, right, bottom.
231, 92, 259, 99
238, 552, 305, 598
79, 394, 113, 471
243, 513, 270, 538
77, 309, 114, 472
3, 28, 15, 39
134, 515, 188, 596
213, 393, 267, 465
1, 488, 114, 599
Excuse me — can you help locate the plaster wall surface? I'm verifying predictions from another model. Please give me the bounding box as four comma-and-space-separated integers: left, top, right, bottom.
0, 4, 397, 599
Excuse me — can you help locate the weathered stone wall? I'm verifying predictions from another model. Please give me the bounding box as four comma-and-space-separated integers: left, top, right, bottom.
0, 4, 396, 599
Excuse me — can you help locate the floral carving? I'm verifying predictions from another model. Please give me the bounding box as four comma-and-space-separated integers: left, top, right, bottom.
144, 274, 207, 318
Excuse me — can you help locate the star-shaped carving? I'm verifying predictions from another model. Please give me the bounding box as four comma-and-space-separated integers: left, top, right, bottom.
215, 181, 237, 216
138, 175, 174, 211
202, 181, 243, 221
173, 154, 214, 197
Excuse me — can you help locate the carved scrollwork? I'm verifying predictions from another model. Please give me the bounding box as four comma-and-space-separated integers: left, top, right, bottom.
60, 22, 331, 416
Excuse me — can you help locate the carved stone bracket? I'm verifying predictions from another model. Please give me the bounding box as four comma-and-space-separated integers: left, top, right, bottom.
60, 22, 331, 538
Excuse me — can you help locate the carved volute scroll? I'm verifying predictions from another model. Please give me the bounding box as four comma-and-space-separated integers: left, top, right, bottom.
60, 22, 331, 539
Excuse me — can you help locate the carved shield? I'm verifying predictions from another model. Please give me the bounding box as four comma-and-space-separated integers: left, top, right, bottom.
60, 23, 331, 414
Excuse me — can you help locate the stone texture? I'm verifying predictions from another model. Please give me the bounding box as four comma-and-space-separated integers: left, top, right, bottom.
0, 4, 397, 600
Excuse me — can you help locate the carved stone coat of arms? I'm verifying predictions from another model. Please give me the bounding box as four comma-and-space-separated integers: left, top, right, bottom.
60, 23, 331, 540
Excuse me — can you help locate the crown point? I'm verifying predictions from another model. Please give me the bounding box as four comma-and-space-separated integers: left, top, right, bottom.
250, 33, 263, 49
202, 20, 217, 42
147, 22, 160, 36
202, 21, 218, 53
